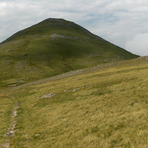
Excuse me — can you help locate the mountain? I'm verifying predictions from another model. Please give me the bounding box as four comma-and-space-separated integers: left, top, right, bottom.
0, 18, 138, 88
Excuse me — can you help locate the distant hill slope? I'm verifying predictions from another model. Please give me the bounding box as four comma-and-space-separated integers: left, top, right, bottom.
0, 18, 138, 88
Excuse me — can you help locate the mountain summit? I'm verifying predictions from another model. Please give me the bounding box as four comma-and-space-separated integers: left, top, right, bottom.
0, 18, 138, 87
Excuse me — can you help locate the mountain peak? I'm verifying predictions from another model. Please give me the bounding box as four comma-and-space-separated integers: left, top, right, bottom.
38, 18, 70, 25
37, 18, 78, 28
1, 18, 88, 43
43, 18, 67, 22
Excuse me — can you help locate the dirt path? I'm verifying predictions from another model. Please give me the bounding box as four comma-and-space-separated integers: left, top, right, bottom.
2, 101, 18, 148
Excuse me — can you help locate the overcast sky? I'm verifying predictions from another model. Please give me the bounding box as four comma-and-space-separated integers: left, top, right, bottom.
0, 0, 148, 56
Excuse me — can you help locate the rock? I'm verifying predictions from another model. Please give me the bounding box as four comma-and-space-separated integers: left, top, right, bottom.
17, 80, 25, 84
72, 88, 80, 92
8, 84, 18, 87
4, 133, 10, 136
34, 133, 41, 137
40, 93, 56, 99
8, 80, 25, 87
50, 33, 77, 39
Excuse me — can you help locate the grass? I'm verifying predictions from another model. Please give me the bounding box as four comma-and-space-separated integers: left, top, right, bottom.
0, 18, 138, 88
0, 57, 148, 147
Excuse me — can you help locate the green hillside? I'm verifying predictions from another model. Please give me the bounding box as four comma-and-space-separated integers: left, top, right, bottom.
0, 18, 138, 88
0, 57, 148, 147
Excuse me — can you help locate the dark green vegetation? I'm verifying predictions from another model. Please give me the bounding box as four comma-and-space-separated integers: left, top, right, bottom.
0, 57, 148, 148
0, 18, 138, 88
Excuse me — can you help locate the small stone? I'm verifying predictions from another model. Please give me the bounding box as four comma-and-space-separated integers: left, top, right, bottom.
72, 88, 80, 92
40, 93, 56, 99
34, 134, 40, 137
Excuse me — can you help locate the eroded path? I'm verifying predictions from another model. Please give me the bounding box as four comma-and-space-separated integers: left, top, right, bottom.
2, 100, 18, 148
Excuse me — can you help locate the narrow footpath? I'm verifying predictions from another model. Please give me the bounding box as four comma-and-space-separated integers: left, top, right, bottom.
2, 100, 18, 148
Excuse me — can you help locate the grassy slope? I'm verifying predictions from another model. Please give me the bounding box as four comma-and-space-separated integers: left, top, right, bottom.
0, 19, 138, 88
0, 57, 148, 147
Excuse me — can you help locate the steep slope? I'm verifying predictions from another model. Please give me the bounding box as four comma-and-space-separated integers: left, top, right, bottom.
0, 18, 138, 88
0, 57, 148, 147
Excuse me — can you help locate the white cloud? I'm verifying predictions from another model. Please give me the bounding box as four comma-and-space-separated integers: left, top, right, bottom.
0, 0, 148, 56
125, 34, 148, 56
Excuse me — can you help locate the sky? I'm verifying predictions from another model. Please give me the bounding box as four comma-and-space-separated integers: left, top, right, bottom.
0, 0, 148, 56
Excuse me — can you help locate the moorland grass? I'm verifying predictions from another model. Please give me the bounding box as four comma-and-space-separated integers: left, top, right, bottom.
1, 58, 148, 147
